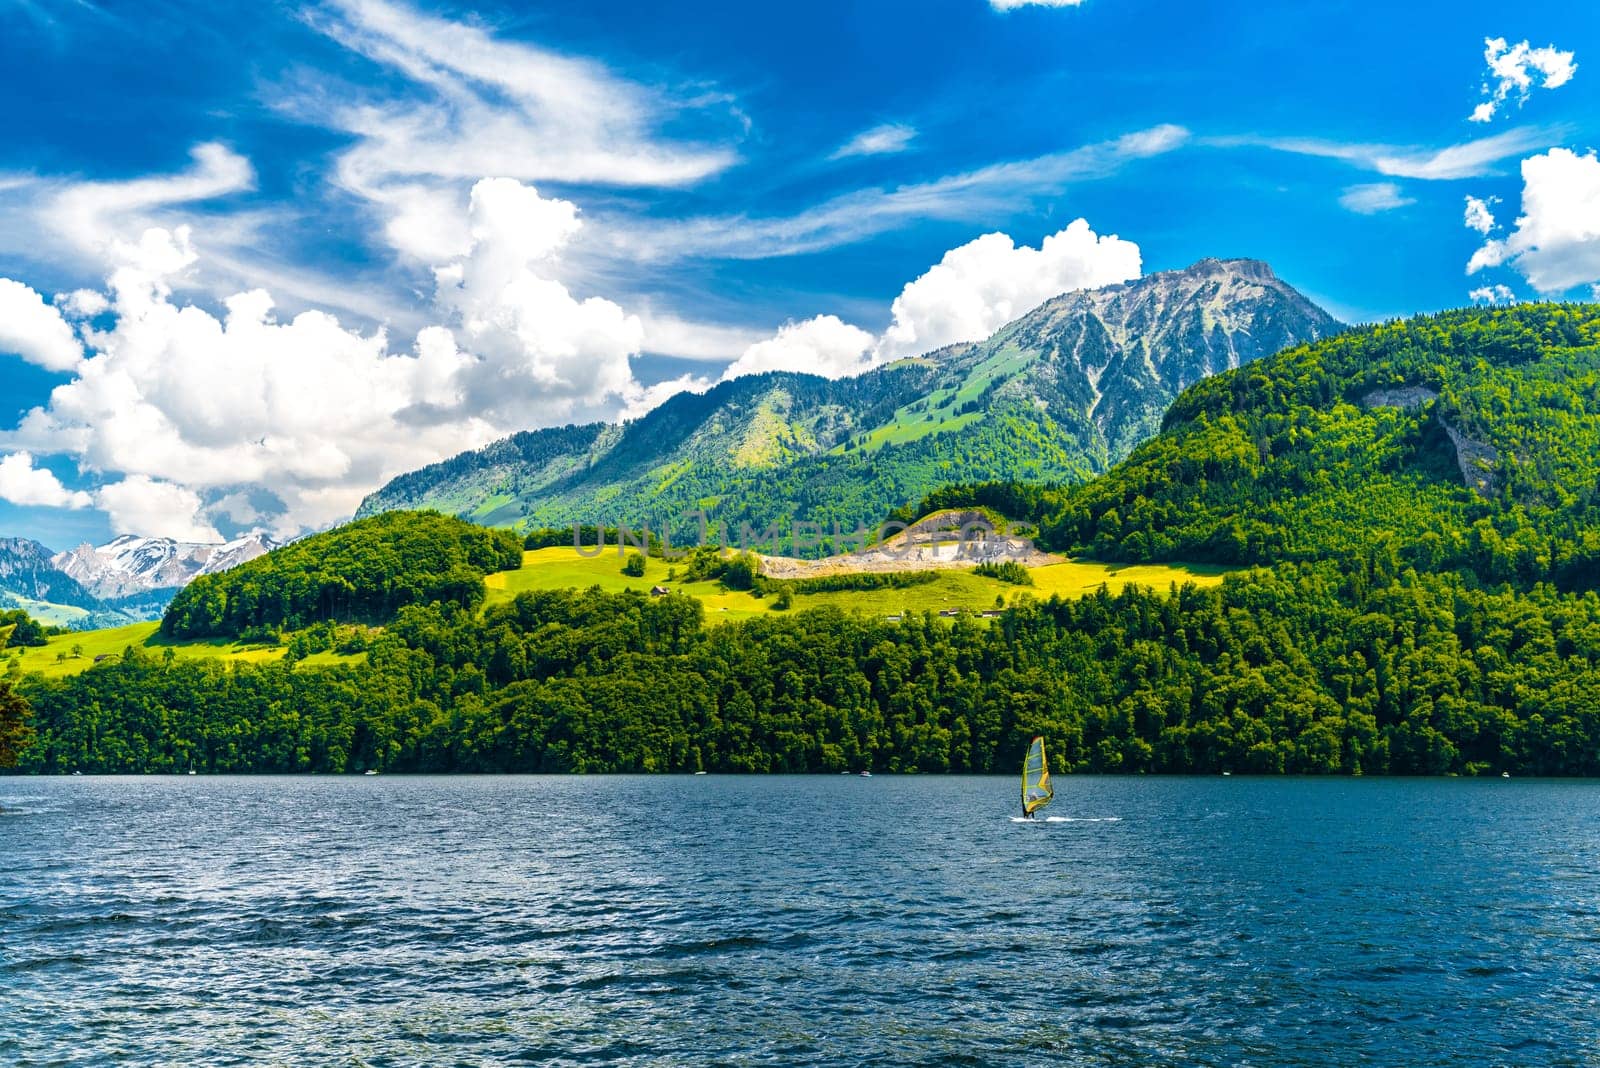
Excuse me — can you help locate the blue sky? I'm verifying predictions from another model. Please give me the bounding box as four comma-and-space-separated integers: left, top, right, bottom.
0, 0, 1596, 549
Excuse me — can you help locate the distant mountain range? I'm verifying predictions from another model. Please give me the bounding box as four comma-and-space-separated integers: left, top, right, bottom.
54, 534, 275, 601
0, 533, 274, 628
358, 258, 1339, 542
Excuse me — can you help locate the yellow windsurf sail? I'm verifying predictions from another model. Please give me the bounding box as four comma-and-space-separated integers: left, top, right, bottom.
1022, 736, 1052, 816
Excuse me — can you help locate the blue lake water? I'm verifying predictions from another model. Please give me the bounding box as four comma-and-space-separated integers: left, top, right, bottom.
3, 775, 1600, 1066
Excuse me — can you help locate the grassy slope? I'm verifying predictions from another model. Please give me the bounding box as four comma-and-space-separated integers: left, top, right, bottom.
15, 546, 1227, 678
6, 622, 359, 680
487, 547, 1229, 621
2, 593, 97, 629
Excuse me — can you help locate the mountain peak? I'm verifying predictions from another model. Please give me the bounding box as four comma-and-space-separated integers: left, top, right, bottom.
1176, 257, 1278, 282
52, 532, 276, 602
359, 256, 1338, 534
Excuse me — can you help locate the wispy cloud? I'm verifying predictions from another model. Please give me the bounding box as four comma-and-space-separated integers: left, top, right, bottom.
830, 123, 917, 160
990, 0, 1088, 9
637, 313, 767, 361
1211, 126, 1558, 180
1338, 182, 1414, 214
44, 142, 254, 255
612, 124, 1189, 261
295, 0, 741, 263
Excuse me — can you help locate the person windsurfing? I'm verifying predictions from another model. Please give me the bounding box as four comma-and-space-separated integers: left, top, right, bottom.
1021, 736, 1053, 819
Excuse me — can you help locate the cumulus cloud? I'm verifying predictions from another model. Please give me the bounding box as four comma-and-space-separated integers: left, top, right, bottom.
620, 373, 713, 421
1338, 182, 1415, 214
0, 278, 83, 371
94, 476, 221, 542
1, 178, 660, 535
0, 452, 92, 510
434, 178, 644, 426
879, 219, 1140, 358
1470, 37, 1577, 123
1468, 284, 1517, 306
831, 124, 917, 160
1464, 195, 1499, 234
1467, 148, 1600, 293
720, 316, 877, 381
716, 217, 1142, 387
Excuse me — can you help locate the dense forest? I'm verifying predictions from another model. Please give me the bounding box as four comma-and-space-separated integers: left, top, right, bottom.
0, 625, 32, 768
911, 306, 1600, 592
161, 511, 524, 640
11, 563, 1600, 776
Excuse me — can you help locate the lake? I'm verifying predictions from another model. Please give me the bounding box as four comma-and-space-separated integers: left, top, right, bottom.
3, 775, 1599, 1065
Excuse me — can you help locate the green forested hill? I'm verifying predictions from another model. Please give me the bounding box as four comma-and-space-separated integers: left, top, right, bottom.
13, 566, 1600, 776
356, 259, 1336, 546
1039, 304, 1600, 589
161, 511, 524, 639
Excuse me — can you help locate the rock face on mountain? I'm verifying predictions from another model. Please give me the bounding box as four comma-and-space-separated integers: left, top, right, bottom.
1005, 258, 1340, 459
54, 534, 276, 601
0, 537, 99, 609
358, 259, 1339, 541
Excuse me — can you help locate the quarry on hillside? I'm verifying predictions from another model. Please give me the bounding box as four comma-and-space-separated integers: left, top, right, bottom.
757, 510, 1058, 578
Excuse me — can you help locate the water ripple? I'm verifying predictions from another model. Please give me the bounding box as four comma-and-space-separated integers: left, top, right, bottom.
4, 775, 1600, 1065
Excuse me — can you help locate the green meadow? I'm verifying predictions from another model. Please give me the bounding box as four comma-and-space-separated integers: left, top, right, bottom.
487, 547, 1229, 621
9, 545, 1227, 679
7, 622, 359, 680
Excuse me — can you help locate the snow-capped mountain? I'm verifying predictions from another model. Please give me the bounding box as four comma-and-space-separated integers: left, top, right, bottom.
53, 533, 277, 601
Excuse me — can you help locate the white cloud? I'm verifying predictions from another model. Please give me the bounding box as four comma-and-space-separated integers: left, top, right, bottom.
720, 316, 877, 381
45, 142, 254, 257
1468, 284, 1517, 306
1338, 182, 1414, 214
434, 178, 645, 427
301, 0, 737, 263
831, 123, 917, 160
620, 373, 713, 421
0, 452, 92, 510
1463, 195, 1499, 234
1217, 126, 1556, 181
0, 278, 83, 371
1467, 148, 1600, 293
879, 219, 1140, 358
0, 176, 667, 536
94, 476, 221, 542
637, 313, 765, 361
714, 217, 1141, 388
210, 491, 263, 526
991, 0, 1087, 8
615, 124, 1187, 261
1470, 37, 1577, 123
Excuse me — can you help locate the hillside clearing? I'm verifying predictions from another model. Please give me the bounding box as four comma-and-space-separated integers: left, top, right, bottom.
487, 547, 1229, 621
12, 546, 1229, 679
6, 622, 359, 680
